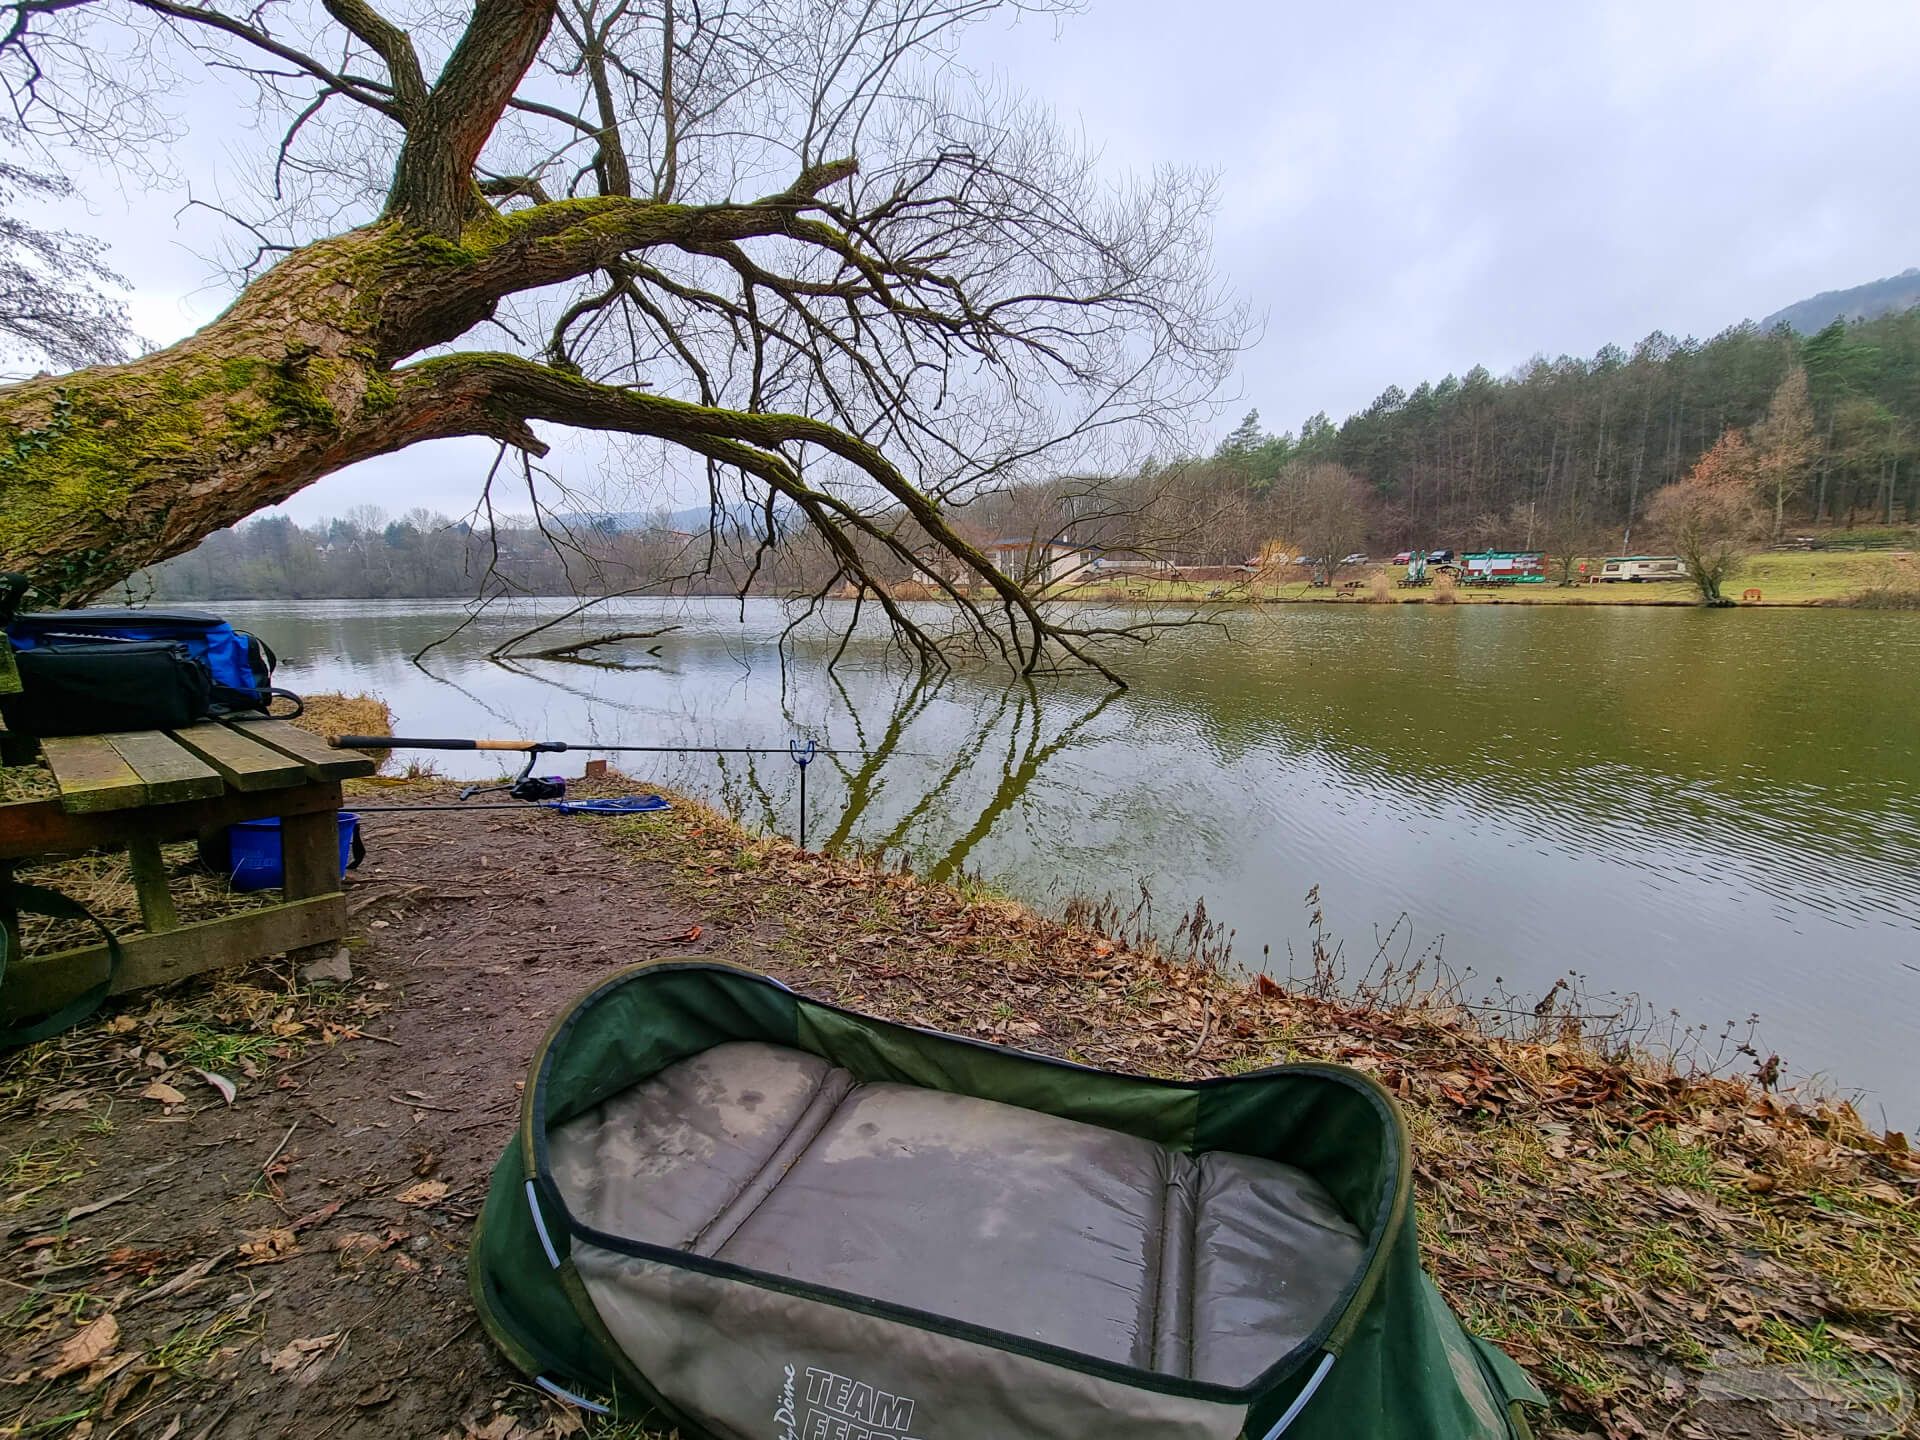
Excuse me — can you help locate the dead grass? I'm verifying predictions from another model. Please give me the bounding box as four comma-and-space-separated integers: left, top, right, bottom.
1832, 558, 1920, 609
0, 761, 55, 802
290, 691, 394, 769
605, 796, 1920, 1440
0, 954, 389, 1165
14, 842, 281, 952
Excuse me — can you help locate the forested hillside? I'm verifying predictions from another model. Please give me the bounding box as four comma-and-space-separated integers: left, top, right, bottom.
1196, 308, 1919, 552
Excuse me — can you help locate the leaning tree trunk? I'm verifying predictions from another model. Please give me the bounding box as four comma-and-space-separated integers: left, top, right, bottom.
0, 223, 485, 602
0, 175, 848, 604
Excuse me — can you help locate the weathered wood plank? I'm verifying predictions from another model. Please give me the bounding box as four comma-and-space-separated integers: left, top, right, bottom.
104, 730, 225, 804
227, 720, 376, 780
0, 781, 342, 862
125, 838, 179, 932
0, 895, 347, 1020
41, 736, 149, 813
168, 723, 307, 791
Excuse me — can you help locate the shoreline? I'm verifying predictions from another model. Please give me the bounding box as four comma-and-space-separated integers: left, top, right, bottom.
3, 777, 1913, 1439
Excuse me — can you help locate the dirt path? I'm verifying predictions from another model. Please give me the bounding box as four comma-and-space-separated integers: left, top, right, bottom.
3, 802, 714, 1440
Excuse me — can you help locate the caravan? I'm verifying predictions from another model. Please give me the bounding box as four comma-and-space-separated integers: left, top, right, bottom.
1595, 556, 1686, 583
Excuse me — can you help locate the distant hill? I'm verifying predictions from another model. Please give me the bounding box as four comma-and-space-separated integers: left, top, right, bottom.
1759, 268, 1920, 333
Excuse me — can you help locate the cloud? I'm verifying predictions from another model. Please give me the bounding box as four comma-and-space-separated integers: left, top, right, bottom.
27, 0, 1920, 519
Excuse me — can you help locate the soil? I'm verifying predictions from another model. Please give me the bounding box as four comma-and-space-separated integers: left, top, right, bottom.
2, 799, 717, 1440
4, 785, 1917, 1440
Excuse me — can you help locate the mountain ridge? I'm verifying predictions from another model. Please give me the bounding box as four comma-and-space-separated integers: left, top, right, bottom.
1758, 268, 1920, 334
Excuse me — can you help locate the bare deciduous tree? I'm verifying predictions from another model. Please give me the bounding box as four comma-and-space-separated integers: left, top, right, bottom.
1647, 429, 1762, 605
0, 126, 132, 371
1276, 460, 1370, 586
0, 0, 1242, 680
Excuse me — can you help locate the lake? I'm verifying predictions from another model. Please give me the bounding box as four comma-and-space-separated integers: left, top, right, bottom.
226, 597, 1920, 1124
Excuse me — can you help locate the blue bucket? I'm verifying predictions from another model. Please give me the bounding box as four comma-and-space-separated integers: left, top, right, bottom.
223, 812, 360, 892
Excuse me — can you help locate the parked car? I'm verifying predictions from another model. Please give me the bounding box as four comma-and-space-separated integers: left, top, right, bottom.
1392, 550, 1414, 565
1340, 553, 1370, 566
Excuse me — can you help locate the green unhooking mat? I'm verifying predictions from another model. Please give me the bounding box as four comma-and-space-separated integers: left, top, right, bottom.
469, 960, 1546, 1438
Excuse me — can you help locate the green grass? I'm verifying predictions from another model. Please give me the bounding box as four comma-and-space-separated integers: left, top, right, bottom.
1, 1138, 83, 1210
151, 1305, 260, 1380
176, 1023, 279, 1074
1610, 1126, 1720, 1189
1627, 1223, 1704, 1290
1756, 1317, 1852, 1369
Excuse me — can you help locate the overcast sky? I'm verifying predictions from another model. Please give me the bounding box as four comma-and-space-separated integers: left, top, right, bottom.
20, 0, 1920, 524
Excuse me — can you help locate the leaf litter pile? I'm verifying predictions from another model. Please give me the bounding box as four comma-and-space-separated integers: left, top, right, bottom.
0, 781, 1913, 1440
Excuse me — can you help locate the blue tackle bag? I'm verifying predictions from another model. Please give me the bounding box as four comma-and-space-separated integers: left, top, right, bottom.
3, 608, 301, 736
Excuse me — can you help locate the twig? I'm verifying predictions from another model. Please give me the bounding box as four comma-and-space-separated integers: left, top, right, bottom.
260, 1122, 297, 1179
390, 1094, 459, 1113
1184, 1000, 1212, 1060
416, 1314, 478, 1368
128, 1248, 232, 1308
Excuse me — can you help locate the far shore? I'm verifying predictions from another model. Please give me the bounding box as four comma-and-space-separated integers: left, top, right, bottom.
897, 548, 1918, 609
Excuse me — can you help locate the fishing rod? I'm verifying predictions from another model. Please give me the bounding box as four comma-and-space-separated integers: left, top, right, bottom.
330, 734, 878, 845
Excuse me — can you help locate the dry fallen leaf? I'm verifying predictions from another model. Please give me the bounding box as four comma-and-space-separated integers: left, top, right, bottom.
238, 1228, 299, 1265
395, 1179, 448, 1207
139, 1081, 186, 1107
42, 1313, 119, 1380
194, 1069, 237, 1105
77, 1346, 141, 1394
265, 1333, 338, 1374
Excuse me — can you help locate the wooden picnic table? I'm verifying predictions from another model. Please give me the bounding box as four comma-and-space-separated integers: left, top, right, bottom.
0, 718, 374, 1023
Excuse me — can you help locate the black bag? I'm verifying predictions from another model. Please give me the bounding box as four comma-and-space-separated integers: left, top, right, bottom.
1, 641, 215, 736
0, 585, 301, 737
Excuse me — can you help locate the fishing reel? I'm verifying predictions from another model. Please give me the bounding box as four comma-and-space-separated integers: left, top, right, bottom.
460, 744, 569, 803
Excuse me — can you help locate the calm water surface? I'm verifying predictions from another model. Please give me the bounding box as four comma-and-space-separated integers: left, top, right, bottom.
224, 598, 1920, 1123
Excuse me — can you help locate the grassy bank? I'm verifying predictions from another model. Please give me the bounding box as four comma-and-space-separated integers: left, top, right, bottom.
1, 779, 1914, 1440
997, 548, 1920, 607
